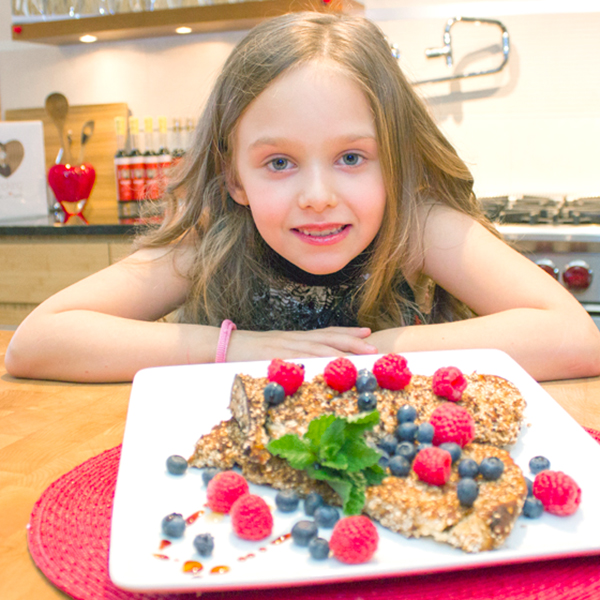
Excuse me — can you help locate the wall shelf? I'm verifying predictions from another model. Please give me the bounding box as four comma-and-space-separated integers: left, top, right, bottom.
11, 0, 363, 45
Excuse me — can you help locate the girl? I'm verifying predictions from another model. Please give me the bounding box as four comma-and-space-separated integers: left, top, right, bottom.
6, 12, 600, 383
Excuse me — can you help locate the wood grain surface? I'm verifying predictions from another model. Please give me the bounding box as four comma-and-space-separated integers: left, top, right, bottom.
5, 103, 129, 222
0, 327, 599, 599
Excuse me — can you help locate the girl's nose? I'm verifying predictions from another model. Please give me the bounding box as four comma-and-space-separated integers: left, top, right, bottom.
298, 167, 338, 212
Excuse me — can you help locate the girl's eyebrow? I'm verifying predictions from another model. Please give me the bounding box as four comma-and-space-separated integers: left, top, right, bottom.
249, 134, 377, 149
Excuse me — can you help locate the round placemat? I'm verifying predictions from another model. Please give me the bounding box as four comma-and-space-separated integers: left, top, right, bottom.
28, 432, 600, 600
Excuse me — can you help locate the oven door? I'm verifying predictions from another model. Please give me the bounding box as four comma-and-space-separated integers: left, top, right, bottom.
583, 303, 600, 329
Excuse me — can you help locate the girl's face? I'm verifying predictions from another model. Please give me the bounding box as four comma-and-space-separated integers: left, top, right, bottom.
228, 60, 386, 275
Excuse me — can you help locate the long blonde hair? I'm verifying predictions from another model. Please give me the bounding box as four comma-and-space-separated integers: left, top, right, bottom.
138, 11, 491, 329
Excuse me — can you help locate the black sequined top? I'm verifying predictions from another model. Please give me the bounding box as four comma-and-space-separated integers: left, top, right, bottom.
244, 248, 419, 331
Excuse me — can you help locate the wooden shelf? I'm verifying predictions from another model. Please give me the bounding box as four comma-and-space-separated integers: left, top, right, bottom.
11, 0, 363, 45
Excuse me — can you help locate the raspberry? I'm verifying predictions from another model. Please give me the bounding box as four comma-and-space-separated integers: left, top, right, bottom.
429, 403, 475, 448
206, 470, 249, 514
412, 446, 452, 486
533, 470, 581, 516
329, 516, 379, 564
324, 357, 358, 393
231, 494, 274, 540
267, 359, 305, 396
372, 354, 412, 391
432, 366, 468, 401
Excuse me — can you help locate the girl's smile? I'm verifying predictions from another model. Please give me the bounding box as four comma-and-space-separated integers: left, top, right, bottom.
292, 223, 351, 245
228, 60, 386, 275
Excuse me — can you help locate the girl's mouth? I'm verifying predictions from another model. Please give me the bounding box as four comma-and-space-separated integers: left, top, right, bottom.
292, 224, 351, 245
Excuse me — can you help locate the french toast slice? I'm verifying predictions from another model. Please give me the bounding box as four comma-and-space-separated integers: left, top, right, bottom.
364, 443, 527, 552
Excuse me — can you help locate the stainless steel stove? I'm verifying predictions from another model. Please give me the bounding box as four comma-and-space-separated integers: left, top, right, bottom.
480, 195, 600, 327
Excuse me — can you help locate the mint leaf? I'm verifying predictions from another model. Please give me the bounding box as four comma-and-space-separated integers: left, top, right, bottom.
267, 410, 384, 515
344, 484, 367, 515
320, 453, 349, 471
364, 463, 386, 487
341, 437, 383, 472
327, 478, 353, 511
346, 410, 380, 435
304, 414, 336, 452
267, 434, 316, 470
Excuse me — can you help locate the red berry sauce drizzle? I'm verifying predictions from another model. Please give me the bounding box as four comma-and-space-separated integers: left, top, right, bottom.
153, 510, 292, 577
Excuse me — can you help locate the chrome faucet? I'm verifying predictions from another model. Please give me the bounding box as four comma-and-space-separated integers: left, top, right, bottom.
413, 17, 510, 85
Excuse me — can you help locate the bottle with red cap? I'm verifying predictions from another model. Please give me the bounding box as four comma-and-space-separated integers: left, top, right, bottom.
143, 117, 160, 204
114, 116, 134, 220
129, 117, 146, 211
156, 116, 172, 198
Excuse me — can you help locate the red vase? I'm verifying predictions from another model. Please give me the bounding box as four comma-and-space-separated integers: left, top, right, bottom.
48, 163, 96, 223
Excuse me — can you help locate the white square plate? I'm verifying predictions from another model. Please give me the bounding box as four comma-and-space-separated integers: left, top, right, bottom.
109, 349, 600, 593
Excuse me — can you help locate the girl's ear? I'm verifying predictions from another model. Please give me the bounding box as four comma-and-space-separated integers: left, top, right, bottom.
226, 171, 249, 206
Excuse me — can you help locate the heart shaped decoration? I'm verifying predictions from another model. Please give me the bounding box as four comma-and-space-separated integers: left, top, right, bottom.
48, 163, 96, 203
0, 140, 25, 178
48, 163, 96, 223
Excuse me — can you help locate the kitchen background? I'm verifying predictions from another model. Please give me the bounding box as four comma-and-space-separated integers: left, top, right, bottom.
1, 0, 599, 200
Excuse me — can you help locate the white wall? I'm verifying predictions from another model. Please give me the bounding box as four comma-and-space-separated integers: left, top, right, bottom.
1, 0, 599, 198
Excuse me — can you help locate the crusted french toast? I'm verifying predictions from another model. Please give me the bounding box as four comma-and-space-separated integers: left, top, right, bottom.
189, 369, 528, 552
365, 443, 527, 552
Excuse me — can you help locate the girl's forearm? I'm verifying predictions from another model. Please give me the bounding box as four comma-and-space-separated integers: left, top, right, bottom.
367, 308, 600, 382
5, 311, 220, 383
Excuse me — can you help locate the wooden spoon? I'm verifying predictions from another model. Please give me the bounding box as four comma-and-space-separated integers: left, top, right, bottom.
44, 92, 71, 164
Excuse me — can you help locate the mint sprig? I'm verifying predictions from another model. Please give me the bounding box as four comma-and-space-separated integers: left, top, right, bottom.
266, 411, 385, 515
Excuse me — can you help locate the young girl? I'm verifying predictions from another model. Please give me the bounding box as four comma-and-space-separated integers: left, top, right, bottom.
6, 12, 600, 383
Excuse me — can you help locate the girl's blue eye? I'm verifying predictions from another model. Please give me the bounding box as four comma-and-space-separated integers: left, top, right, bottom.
270, 158, 289, 171
342, 153, 361, 166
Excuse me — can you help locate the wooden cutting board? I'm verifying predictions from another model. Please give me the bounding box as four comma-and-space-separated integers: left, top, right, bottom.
5, 102, 129, 220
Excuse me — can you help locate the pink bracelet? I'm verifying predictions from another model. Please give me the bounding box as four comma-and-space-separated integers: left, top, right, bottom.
215, 319, 237, 363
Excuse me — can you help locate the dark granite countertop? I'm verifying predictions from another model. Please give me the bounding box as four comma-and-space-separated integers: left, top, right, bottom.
0, 214, 146, 237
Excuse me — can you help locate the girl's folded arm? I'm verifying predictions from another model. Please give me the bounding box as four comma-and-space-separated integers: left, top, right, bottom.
369, 205, 600, 381
5, 245, 221, 383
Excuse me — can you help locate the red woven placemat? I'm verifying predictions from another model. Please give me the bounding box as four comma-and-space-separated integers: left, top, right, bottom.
28, 430, 600, 600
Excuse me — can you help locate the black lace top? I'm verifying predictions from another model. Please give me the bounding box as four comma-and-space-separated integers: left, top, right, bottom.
244, 248, 419, 331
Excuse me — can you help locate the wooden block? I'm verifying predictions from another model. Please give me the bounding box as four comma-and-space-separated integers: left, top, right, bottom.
5, 103, 129, 221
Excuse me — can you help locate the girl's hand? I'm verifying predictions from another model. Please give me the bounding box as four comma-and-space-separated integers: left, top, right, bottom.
226, 327, 378, 361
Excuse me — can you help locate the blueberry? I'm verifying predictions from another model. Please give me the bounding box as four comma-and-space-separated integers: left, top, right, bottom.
166, 455, 188, 475
275, 489, 300, 512
417, 442, 432, 452
378, 449, 391, 469
397, 404, 417, 423
479, 457, 505, 481
291, 520, 318, 546
161, 513, 186, 538
201, 467, 220, 486
264, 382, 286, 406
525, 477, 534, 497
458, 458, 479, 479
522, 496, 544, 519
355, 369, 378, 393
379, 435, 398, 455
388, 455, 411, 477
416, 422, 435, 443
314, 505, 340, 528
357, 392, 377, 411
304, 492, 325, 516
395, 421, 417, 442
193, 533, 215, 556
308, 537, 330, 560
456, 478, 479, 507
439, 442, 462, 463
395, 441, 417, 463
529, 456, 551, 475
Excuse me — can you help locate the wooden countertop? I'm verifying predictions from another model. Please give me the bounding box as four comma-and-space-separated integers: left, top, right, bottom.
1, 328, 599, 600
